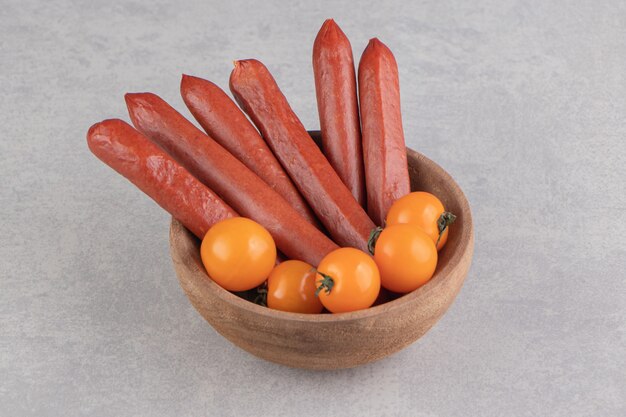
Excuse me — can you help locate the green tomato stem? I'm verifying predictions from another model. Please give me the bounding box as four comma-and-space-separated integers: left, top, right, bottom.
253, 284, 268, 307
436, 212, 457, 247
315, 272, 335, 296
367, 226, 384, 255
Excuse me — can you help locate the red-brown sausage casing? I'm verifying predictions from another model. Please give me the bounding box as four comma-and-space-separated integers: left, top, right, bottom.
358, 38, 411, 226
86, 119, 236, 239
125, 93, 338, 265
230, 59, 375, 252
180, 75, 320, 227
312, 19, 366, 207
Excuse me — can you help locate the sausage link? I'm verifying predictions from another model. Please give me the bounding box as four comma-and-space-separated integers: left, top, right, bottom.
86, 119, 236, 239
125, 93, 337, 265
358, 38, 411, 226
229, 59, 375, 251
313, 19, 366, 207
180, 74, 320, 227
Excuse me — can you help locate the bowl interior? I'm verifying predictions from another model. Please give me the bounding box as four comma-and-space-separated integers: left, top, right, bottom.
170, 146, 473, 322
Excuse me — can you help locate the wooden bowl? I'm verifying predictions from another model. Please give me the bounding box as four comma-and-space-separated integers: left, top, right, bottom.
169, 145, 474, 370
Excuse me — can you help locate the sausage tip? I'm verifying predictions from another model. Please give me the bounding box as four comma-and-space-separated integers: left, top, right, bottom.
232, 59, 261, 71
365, 37, 391, 53
86, 120, 101, 141
315, 18, 345, 43
362, 38, 396, 66
180, 74, 199, 91
86, 119, 126, 152
87, 118, 121, 141
124, 92, 142, 108
125, 92, 161, 114
320, 18, 336, 30
231, 60, 257, 83
86, 122, 102, 152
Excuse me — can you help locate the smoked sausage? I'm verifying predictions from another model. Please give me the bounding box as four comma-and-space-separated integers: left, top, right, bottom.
86, 119, 236, 239
312, 19, 365, 207
229, 59, 375, 252
358, 38, 410, 226
125, 92, 338, 265
180, 74, 320, 227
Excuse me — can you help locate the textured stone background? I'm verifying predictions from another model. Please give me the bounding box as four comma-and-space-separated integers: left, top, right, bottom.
1, 1, 625, 416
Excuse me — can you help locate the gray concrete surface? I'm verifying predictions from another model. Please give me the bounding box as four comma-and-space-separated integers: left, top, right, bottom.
2, 1, 625, 416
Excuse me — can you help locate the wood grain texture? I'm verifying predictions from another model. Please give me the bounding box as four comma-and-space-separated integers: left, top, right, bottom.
169, 146, 474, 370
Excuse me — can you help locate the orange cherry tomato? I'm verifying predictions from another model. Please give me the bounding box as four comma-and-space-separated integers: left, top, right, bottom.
373, 224, 437, 293
386, 191, 456, 250
267, 260, 323, 314
315, 248, 380, 313
200, 217, 276, 291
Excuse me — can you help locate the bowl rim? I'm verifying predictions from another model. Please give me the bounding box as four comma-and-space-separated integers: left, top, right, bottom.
170, 147, 473, 324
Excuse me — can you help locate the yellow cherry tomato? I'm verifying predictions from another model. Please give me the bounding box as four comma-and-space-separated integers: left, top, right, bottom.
373, 224, 437, 293
267, 260, 323, 314
315, 248, 380, 313
200, 217, 276, 291
386, 191, 456, 250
